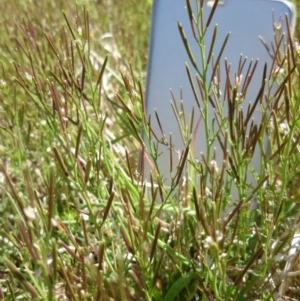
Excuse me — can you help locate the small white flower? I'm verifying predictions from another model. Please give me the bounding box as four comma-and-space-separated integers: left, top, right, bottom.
80, 213, 89, 221
274, 253, 284, 262
272, 66, 284, 76
213, 76, 219, 85
24, 72, 33, 81
0, 79, 7, 88
293, 41, 300, 52
60, 193, 67, 201
215, 230, 223, 242
210, 160, 219, 173
279, 122, 289, 136
24, 206, 37, 220
204, 236, 214, 249
51, 218, 58, 227
235, 74, 243, 87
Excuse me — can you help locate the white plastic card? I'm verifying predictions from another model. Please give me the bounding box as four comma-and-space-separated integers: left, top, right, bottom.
142, 0, 295, 198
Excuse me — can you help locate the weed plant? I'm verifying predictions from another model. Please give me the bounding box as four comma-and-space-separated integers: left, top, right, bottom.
0, 0, 300, 300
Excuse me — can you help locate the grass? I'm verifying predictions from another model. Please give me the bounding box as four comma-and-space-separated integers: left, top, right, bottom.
0, 0, 300, 300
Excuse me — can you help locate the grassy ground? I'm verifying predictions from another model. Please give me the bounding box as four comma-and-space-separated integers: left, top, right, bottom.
1, 0, 300, 300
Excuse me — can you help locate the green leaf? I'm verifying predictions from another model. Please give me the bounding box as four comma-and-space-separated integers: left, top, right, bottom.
163, 271, 195, 301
